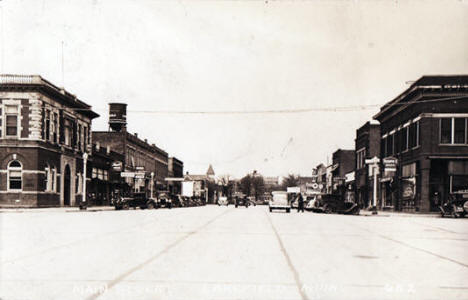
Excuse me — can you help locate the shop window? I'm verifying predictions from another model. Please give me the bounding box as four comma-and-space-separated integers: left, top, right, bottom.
5, 105, 19, 137
8, 160, 22, 190
92, 168, 98, 179
44, 165, 50, 191
52, 167, 56, 192
451, 176, 468, 194
104, 170, 109, 181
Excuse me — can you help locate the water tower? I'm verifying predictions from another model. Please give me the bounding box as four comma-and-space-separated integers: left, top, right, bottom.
108, 103, 127, 132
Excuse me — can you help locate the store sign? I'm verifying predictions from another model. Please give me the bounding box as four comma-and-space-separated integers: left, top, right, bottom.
384, 157, 398, 173
135, 172, 146, 179
136, 166, 145, 171
121, 172, 135, 178
112, 161, 122, 171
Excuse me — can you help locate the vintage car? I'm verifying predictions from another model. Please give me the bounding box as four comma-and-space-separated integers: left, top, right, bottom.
113, 192, 157, 210
311, 194, 360, 215
156, 192, 172, 209
235, 196, 249, 208
269, 191, 290, 213
218, 196, 229, 206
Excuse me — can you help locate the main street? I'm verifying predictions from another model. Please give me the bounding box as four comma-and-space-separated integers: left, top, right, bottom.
1, 206, 467, 300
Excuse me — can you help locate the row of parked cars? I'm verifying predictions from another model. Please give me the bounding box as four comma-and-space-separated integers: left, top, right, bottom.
268, 191, 360, 215
113, 192, 205, 210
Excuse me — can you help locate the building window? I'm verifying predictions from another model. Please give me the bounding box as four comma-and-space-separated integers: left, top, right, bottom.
53, 113, 58, 143
454, 118, 466, 144
440, 118, 467, 144
8, 160, 22, 191
401, 126, 409, 151
52, 167, 56, 192
45, 110, 51, 141
409, 121, 419, 148
103, 170, 108, 181
356, 148, 366, 169
386, 133, 394, 157
5, 105, 19, 137
92, 167, 98, 179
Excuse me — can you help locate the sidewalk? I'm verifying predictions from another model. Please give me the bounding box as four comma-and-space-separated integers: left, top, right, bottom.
360, 210, 440, 218
0, 206, 116, 213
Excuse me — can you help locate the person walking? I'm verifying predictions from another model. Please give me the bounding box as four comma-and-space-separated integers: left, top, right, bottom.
297, 193, 304, 213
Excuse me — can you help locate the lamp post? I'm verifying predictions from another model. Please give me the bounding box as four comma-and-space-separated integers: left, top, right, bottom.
365, 156, 380, 215
150, 172, 154, 198
81, 152, 88, 210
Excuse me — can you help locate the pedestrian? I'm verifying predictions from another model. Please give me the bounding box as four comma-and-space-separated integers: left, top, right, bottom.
297, 193, 304, 213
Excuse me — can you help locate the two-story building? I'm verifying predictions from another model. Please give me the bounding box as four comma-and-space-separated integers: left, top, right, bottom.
331, 149, 355, 197
0, 74, 99, 207
354, 121, 381, 208
374, 75, 468, 212
92, 103, 169, 198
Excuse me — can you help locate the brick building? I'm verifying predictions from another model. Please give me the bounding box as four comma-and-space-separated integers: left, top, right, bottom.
373, 75, 468, 212
0, 75, 99, 207
167, 156, 184, 194
331, 149, 355, 196
92, 103, 169, 198
354, 121, 381, 208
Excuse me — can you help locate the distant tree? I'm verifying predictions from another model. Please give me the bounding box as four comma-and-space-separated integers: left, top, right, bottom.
282, 174, 300, 190
251, 175, 265, 200
218, 174, 234, 197
240, 173, 265, 200
240, 174, 253, 196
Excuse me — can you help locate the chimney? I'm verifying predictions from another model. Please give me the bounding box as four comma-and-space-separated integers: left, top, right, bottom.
134, 133, 138, 137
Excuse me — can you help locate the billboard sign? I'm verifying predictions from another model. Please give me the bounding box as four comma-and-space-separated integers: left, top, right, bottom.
182, 181, 194, 197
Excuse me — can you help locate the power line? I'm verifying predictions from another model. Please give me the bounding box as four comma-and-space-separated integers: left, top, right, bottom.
81, 95, 467, 115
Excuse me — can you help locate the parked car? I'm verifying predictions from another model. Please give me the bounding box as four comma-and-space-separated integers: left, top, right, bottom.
156, 192, 172, 209
235, 196, 249, 208
439, 194, 468, 218
311, 194, 360, 215
218, 196, 229, 206
113, 192, 157, 210
269, 191, 290, 213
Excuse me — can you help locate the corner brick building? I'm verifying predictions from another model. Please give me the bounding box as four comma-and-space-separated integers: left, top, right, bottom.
0, 75, 99, 207
374, 75, 468, 212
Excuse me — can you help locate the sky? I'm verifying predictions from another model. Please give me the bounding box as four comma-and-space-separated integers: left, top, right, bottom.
1, 0, 468, 178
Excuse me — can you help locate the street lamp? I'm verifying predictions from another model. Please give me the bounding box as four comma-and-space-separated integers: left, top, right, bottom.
82, 152, 88, 210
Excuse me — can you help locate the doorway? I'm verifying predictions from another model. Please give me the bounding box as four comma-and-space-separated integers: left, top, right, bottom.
64, 165, 71, 206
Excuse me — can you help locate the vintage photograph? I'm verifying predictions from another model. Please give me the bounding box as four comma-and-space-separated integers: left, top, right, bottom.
0, 0, 467, 299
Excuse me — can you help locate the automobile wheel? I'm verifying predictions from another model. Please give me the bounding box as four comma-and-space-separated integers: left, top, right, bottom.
269, 207, 272, 212
147, 202, 155, 209
122, 203, 129, 210
235, 205, 238, 208
286, 208, 290, 213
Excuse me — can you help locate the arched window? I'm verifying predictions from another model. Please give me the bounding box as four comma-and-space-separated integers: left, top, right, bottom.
8, 160, 22, 191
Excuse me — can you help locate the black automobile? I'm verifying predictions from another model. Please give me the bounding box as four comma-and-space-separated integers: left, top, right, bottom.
235, 196, 249, 208
157, 192, 172, 209
313, 194, 360, 215
113, 192, 157, 210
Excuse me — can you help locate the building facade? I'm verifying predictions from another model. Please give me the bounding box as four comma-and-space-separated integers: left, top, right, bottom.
0, 74, 99, 207
167, 156, 184, 194
93, 103, 169, 197
355, 121, 381, 208
374, 75, 468, 212
331, 149, 355, 197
